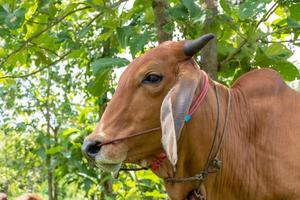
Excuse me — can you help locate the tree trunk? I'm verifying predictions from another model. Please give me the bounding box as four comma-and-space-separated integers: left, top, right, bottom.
53, 181, 58, 200
53, 128, 59, 200
98, 99, 113, 199
45, 69, 53, 200
47, 169, 53, 200
152, 0, 172, 43
201, 0, 218, 80
98, 39, 113, 200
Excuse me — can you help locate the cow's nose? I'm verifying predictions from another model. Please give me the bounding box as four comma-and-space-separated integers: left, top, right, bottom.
82, 140, 101, 159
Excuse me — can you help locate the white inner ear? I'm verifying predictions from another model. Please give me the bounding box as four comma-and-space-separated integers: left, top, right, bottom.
160, 89, 178, 167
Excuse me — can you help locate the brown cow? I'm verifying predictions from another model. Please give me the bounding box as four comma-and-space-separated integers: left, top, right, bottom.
0, 193, 7, 200
82, 34, 300, 200
15, 194, 41, 200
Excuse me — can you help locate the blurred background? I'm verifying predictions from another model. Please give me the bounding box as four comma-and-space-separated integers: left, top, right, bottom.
0, 0, 299, 199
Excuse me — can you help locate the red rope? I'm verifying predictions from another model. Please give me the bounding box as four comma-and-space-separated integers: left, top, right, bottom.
188, 71, 209, 116
97, 127, 161, 147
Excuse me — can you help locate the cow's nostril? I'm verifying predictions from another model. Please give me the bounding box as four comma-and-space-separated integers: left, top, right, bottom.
87, 142, 101, 154
82, 140, 101, 159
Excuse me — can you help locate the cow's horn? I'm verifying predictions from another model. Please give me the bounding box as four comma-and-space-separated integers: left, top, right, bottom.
183, 33, 215, 57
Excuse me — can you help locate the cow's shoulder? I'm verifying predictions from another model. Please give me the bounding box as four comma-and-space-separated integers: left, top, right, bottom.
231, 68, 288, 97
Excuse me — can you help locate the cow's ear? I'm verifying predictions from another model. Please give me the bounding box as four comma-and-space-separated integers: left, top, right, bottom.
160, 60, 200, 167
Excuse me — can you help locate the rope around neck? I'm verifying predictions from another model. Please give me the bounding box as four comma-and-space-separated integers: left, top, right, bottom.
165, 84, 231, 184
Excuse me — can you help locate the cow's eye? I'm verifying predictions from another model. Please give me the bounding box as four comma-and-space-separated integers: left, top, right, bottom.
142, 74, 163, 84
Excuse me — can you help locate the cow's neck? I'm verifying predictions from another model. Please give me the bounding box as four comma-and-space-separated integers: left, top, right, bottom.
151, 81, 254, 200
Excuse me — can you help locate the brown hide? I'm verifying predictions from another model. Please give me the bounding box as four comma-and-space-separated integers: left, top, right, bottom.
0, 193, 7, 200
15, 194, 41, 200
83, 38, 300, 199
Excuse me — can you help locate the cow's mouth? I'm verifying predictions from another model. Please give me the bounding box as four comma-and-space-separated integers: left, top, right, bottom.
95, 161, 122, 172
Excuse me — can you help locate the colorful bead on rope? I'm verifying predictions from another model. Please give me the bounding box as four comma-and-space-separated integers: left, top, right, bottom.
184, 114, 191, 122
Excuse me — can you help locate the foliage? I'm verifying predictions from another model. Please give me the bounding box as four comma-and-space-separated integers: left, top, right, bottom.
0, 0, 299, 199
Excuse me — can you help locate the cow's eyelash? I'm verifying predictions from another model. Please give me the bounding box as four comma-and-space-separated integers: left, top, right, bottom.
142, 74, 163, 84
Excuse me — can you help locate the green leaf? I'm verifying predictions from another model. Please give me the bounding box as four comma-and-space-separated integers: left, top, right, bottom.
83, 179, 93, 192
88, 57, 129, 97
5, 8, 26, 29
274, 6, 285, 17
78, 172, 97, 183
24, 14, 48, 39
144, 190, 167, 198
0, 5, 8, 23
137, 170, 162, 184
124, 188, 140, 199
272, 60, 300, 81
168, 5, 189, 21
34, 147, 46, 159
271, 18, 287, 27
46, 146, 64, 155
116, 26, 134, 48
69, 133, 81, 141
92, 57, 129, 76
6, 49, 28, 67
144, 7, 154, 23
35, 50, 52, 66
218, 41, 234, 57
62, 151, 72, 159
48, 1, 57, 17
32, 33, 59, 51
38, 0, 51, 13
294, 37, 300, 45
87, 68, 111, 97
0, 47, 6, 58
181, 0, 202, 18
68, 49, 85, 59
97, 30, 113, 41
0, 28, 9, 37
163, 22, 175, 34
62, 127, 80, 137
24, 1, 38, 19
289, 3, 300, 21
255, 46, 299, 81
64, 3, 78, 16
220, 0, 232, 14
78, 25, 92, 38
287, 17, 300, 28
238, 0, 271, 20
56, 31, 71, 42
129, 31, 152, 57
265, 43, 292, 60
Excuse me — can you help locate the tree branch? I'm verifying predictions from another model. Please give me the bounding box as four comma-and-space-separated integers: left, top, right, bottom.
29, 42, 59, 57
220, 39, 248, 66
254, 2, 279, 29
45, 66, 54, 200
111, 0, 128, 7
0, 6, 91, 66
265, 26, 293, 36
0, 51, 71, 79
85, 12, 102, 28
25, 19, 49, 25
77, 12, 102, 36
221, 1, 279, 67
260, 39, 300, 43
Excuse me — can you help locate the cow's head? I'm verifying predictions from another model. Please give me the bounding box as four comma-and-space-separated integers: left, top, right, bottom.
82, 34, 214, 172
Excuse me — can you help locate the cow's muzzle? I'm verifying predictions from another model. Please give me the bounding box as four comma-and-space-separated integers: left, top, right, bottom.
82, 139, 101, 160
82, 137, 125, 172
